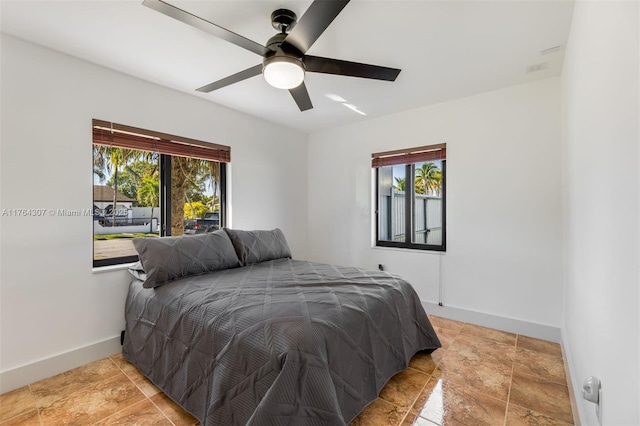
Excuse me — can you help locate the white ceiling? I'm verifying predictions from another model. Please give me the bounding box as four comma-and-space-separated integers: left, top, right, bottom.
0, 0, 575, 133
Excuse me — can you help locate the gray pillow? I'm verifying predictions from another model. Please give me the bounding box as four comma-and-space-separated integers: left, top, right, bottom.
224, 228, 291, 266
127, 261, 147, 282
132, 230, 241, 288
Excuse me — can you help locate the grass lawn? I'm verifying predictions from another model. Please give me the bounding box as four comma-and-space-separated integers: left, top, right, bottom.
94, 232, 159, 241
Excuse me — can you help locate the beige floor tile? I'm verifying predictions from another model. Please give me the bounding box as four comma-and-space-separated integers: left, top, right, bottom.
38, 372, 145, 425
408, 351, 438, 375
93, 398, 173, 425
121, 365, 162, 397
514, 347, 567, 385
150, 392, 200, 426
430, 348, 446, 364
506, 403, 573, 425
427, 316, 464, 333
412, 377, 507, 426
400, 410, 439, 426
109, 353, 135, 373
516, 336, 562, 358
349, 398, 405, 426
379, 368, 430, 410
447, 333, 516, 368
0, 409, 40, 426
432, 326, 458, 350
109, 352, 161, 397
30, 357, 121, 407
432, 351, 512, 401
0, 386, 36, 422
509, 371, 573, 424
459, 323, 517, 345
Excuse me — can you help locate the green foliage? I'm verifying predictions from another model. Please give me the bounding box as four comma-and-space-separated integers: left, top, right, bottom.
393, 177, 406, 192
415, 162, 442, 196
137, 176, 160, 207
184, 201, 208, 219
104, 160, 158, 202
391, 163, 442, 196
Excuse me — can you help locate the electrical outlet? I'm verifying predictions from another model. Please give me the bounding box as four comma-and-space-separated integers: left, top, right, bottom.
582, 376, 602, 425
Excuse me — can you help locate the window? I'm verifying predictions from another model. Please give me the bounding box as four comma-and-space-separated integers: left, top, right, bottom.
373, 144, 446, 251
92, 119, 230, 267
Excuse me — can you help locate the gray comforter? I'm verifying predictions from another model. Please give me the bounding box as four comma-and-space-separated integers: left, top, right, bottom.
122, 259, 440, 425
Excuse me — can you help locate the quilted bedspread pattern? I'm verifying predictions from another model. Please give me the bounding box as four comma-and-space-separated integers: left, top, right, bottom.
122, 259, 441, 425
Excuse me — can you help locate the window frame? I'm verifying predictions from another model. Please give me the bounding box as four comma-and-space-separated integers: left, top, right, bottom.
373, 144, 446, 252
92, 120, 229, 268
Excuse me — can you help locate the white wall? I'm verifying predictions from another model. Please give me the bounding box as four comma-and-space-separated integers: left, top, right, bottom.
561, 1, 640, 424
307, 77, 563, 331
0, 34, 308, 391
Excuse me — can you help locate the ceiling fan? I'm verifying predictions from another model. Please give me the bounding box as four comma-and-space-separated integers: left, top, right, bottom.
142, 0, 401, 111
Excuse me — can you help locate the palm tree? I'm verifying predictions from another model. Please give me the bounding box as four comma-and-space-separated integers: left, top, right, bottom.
170, 157, 220, 235
415, 162, 442, 196
94, 146, 137, 225
137, 177, 159, 233
207, 161, 221, 211
93, 146, 107, 183
393, 177, 406, 192
107, 160, 159, 200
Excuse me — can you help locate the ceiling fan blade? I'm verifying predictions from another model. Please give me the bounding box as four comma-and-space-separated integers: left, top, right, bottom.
142, 0, 271, 57
289, 83, 313, 111
196, 64, 263, 93
281, 0, 350, 55
305, 56, 401, 81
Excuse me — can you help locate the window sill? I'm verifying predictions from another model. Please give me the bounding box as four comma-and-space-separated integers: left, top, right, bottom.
92, 262, 136, 274
371, 245, 446, 255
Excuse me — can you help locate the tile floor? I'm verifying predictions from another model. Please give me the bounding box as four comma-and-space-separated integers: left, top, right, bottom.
0, 315, 574, 425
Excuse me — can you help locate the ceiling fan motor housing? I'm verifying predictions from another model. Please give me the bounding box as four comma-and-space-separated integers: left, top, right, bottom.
262, 43, 306, 90
271, 9, 297, 32
263, 32, 305, 74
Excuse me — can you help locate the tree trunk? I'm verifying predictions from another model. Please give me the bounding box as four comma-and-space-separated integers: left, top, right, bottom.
171, 158, 188, 235
112, 167, 118, 226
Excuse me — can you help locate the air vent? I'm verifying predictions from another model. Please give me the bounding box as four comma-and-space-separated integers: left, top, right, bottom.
526, 62, 548, 73
541, 45, 563, 55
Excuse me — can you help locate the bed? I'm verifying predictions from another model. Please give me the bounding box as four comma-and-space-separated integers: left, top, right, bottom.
122, 229, 441, 425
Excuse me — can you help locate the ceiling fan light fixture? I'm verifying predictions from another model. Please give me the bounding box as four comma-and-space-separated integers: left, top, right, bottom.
263, 55, 305, 90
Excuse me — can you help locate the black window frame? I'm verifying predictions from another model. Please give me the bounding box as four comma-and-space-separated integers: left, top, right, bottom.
374, 145, 446, 252
155, 155, 228, 240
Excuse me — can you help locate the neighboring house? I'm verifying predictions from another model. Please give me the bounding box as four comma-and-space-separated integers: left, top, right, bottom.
93, 185, 135, 215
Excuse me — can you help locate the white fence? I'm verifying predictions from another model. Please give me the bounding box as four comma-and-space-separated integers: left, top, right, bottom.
94, 206, 160, 234
379, 191, 442, 244
94, 218, 159, 235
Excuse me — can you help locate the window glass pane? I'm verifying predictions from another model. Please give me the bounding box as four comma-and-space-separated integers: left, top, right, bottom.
378, 165, 406, 242
93, 146, 160, 263
170, 156, 221, 236
413, 161, 443, 245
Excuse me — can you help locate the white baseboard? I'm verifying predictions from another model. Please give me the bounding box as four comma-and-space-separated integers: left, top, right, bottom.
0, 336, 121, 394
561, 330, 584, 426
422, 301, 562, 343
